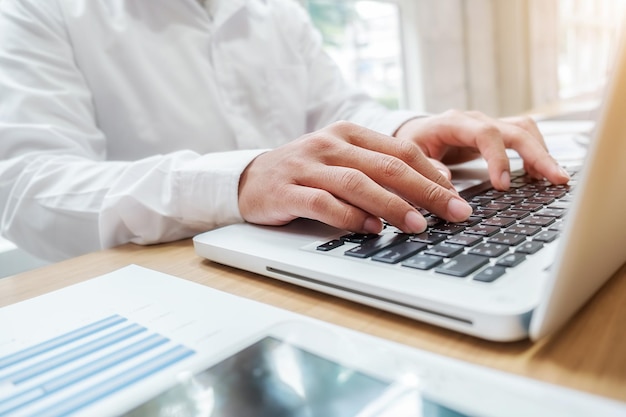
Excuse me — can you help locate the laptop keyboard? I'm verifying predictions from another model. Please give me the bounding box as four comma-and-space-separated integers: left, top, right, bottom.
313, 167, 580, 283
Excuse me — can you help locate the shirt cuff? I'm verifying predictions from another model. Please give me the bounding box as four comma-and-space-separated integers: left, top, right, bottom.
176, 149, 269, 228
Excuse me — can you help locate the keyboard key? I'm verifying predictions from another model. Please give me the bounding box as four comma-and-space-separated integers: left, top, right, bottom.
372, 241, 427, 264
446, 234, 483, 247
487, 233, 526, 246
474, 266, 507, 282
482, 216, 516, 228
316, 239, 344, 252
535, 207, 566, 218
482, 202, 512, 211
410, 231, 448, 244
340, 233, 379, 243
533, 230, 559, 243
457, 216, 482, 227
435, 254, 489, 277
498, 209, 531, 220
516, 241, 544, 254
344, 234, 409, 258
513, 202, 543, 212
402, 254, 443, 270
469, 243, 510, 258
505, 224, 541, 236
424, 242, 465, 258
471, 208, 498, 219
431, 223, 466, 235
519, 216, 555, 227
496, 253, 526, 267
464, 224, 500, 237
525, 196, 555, 205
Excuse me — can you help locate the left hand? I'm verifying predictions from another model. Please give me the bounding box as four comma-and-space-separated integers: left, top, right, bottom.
394, 110, 570, 190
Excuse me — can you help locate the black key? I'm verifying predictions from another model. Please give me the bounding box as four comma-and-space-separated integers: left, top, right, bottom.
525, 196, 555, 205
435, 254, 489, 277
548, 222, 565, 232
457, 216, 482, 227
509, 190, 535, 198
493, 196, 525, 205
534, 230, 559, 243
446, 234, 483, 247
316, 239, 344, 252
482, 202, 512, 211
535, 207, 566, 218
431, 223, 466, 235
519, 216, 555, 227
496, 253, 526, 267
513, 202, 543, 212
402, 254, 443, 270
498, 209, 530, 219
410, 231, 448, 244
465, 224, 500, 237
516, 241, 544, 254
340, 232, 379, 243
482, 217, 516, 228
487, 233, 526, 246
469, 243, 510, 258
345, 234, 409, 258
424, 242, 465, 258
425, 216, 444, 228
471, 196, 494, 206
505, 224, 541, 236
471, 209, 498, 218
483, 190, 505, 198
372, 241, 427, 264
474, 266, 507, 282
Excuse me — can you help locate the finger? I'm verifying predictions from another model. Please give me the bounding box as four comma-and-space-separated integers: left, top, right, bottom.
431, 113, 513, 190
489, 121, 570, 184
281, 184, 387, 234
324, 121, 456, 192
427, 157, 452, 180
474, 114, 569, 184
300, 165, 472, 230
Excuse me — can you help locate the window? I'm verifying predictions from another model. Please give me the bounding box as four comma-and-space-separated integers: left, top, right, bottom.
558, 0, 626, 98
302, 0, 406, 109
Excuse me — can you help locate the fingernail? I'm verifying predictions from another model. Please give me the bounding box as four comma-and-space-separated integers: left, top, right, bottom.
558, 166, 571, 180
363, 216, 382, 233
500, 170, 510, 189
404, 210, 427, 233
448, 198, 473, 221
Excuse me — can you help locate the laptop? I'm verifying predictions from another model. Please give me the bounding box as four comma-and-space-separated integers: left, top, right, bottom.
194, 31, 626, 342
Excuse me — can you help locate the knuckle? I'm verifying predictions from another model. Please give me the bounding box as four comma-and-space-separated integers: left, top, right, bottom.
304, 133, 336, 153
421, 183, 448, 205
476, 123, 501, 141
338, 169, 365, 193
329, 120, 356, 136
393, 139, 420, 162
377, 156, 407, 179
303, 190, 328, 213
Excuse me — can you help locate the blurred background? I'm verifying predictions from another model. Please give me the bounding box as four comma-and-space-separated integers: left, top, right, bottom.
298, 0, 625, 116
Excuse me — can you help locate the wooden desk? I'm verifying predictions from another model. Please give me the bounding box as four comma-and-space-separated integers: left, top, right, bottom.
1, 239, 625, 403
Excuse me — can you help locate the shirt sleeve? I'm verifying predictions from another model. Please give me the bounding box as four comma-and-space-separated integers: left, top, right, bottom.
0, 0, 263, 261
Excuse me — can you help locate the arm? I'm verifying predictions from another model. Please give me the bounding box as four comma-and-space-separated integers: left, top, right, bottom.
0, 0, 259, 261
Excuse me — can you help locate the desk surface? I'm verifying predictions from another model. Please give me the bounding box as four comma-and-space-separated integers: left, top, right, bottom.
1, 239, 625, 402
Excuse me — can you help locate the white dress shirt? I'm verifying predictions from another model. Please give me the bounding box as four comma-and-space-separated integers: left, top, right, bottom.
0, 0, 418, 260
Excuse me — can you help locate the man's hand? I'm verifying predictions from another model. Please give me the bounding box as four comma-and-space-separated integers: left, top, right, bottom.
238, 121, 472, 234
394, 110, 570, 190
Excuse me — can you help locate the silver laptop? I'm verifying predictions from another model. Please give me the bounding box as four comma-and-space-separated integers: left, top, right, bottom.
194, 33, 626, 342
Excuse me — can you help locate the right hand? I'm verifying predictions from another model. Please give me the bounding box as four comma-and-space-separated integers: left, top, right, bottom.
237, 121, 472, 234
